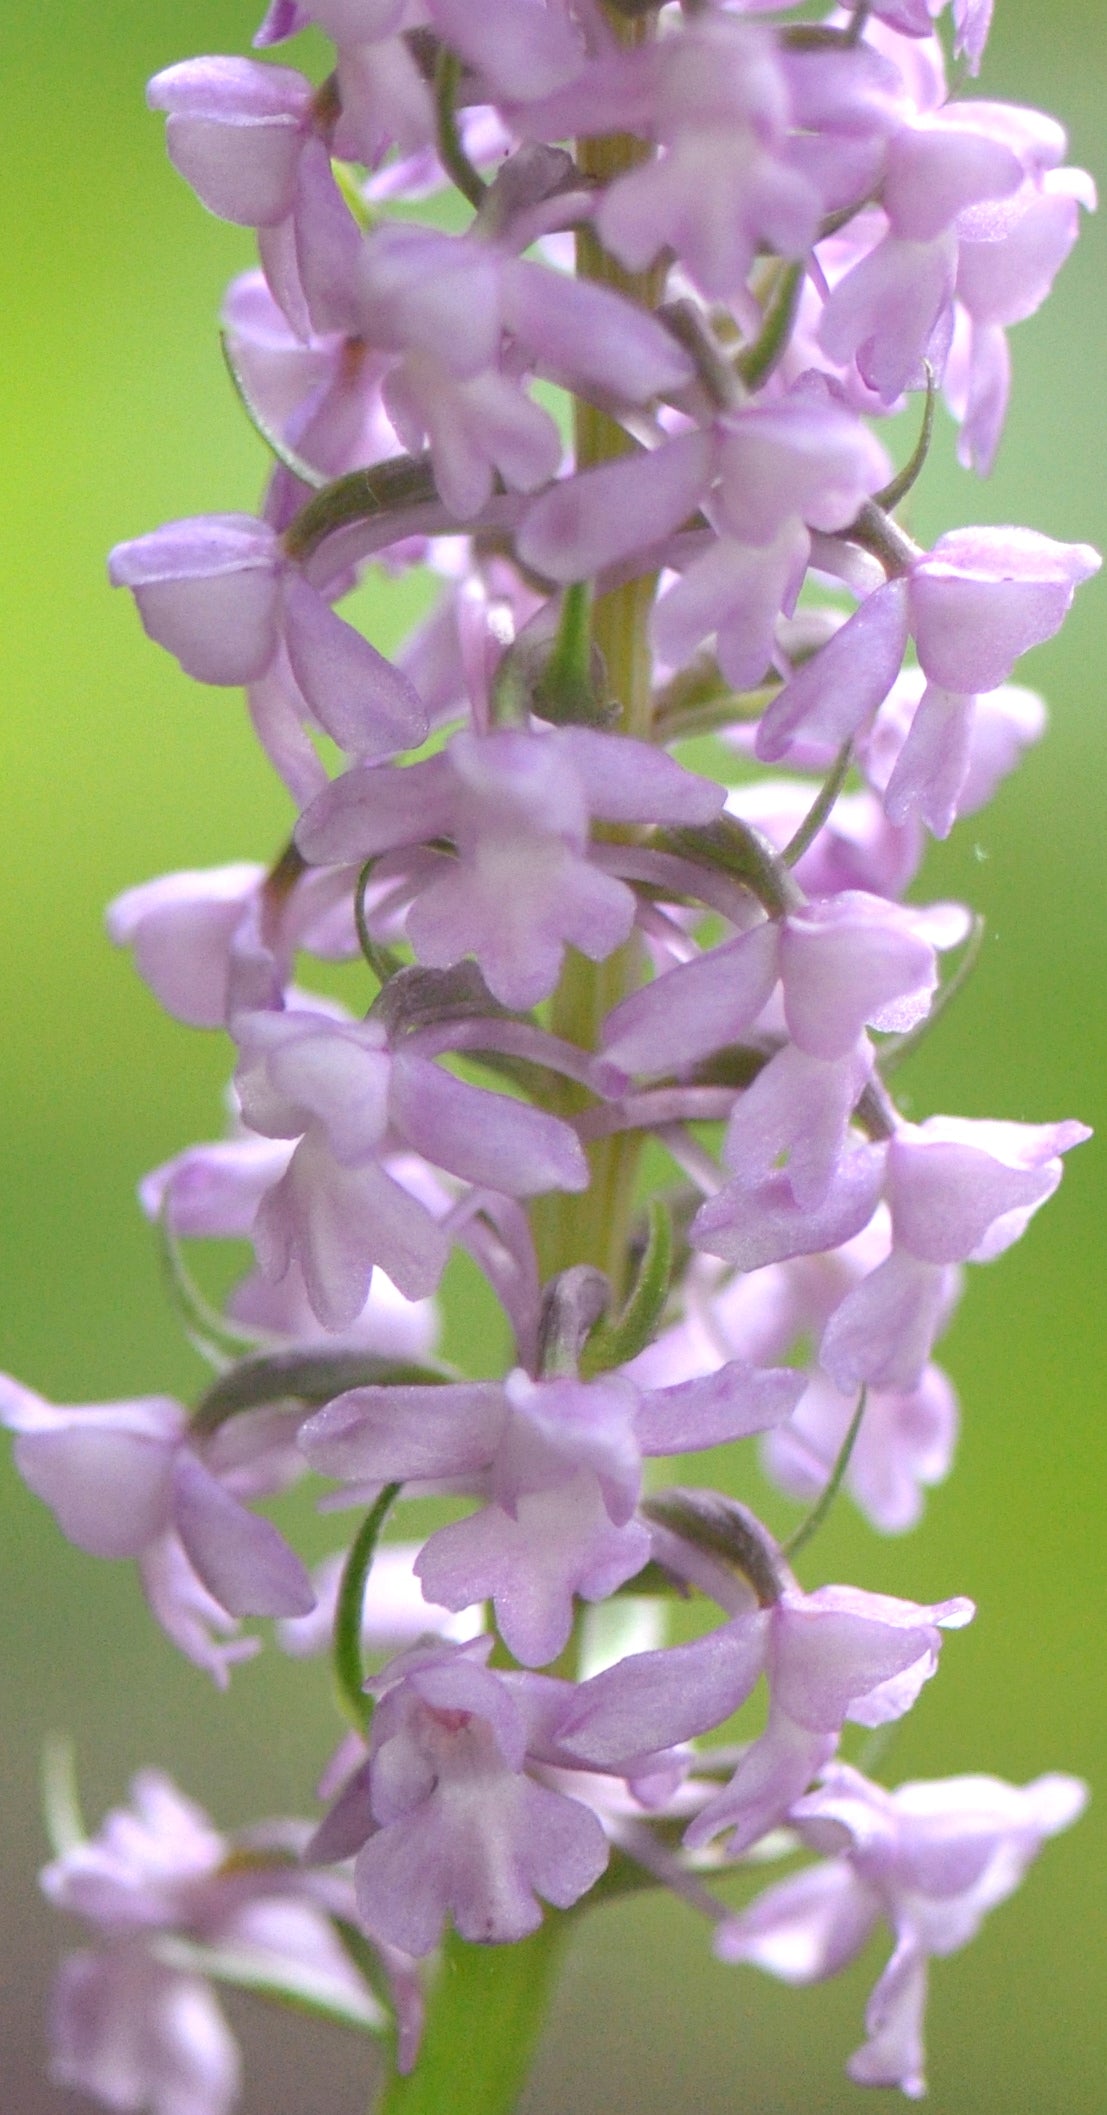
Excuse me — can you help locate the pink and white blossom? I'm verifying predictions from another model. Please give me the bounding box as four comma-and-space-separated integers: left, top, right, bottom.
301, 1358, 804, 1664
15, 0, 1097, 2102
717, 1763, 1087, 2097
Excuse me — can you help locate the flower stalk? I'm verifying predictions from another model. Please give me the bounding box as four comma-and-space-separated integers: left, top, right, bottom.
373, 1925, 569, 2115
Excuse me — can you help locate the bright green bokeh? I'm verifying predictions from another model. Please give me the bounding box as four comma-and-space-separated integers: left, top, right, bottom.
1, 4, 1103, 2110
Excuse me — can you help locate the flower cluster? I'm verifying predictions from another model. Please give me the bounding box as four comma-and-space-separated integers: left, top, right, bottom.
7, 2, 1095, 2110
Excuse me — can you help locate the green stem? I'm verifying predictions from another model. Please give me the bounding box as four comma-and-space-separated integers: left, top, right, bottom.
652, 659, 777, 743
373, 1923, 570, 2115
572, 10, 663, 751
532, 940, 646, 1291
532, 6, 662, 1295
783, 1389, 868, 1562
155, 1211, 260, 1369
355, 859, 404, 987
782, 742, 853, 868
434, 47, 487, 212
874, 361, 936, 514
334, 1484, 402, 1731
580, 1199, 673, 1376
736, 261, 804, 391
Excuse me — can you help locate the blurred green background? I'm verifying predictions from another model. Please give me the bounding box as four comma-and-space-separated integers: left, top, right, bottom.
1, 3, 1104, 2109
